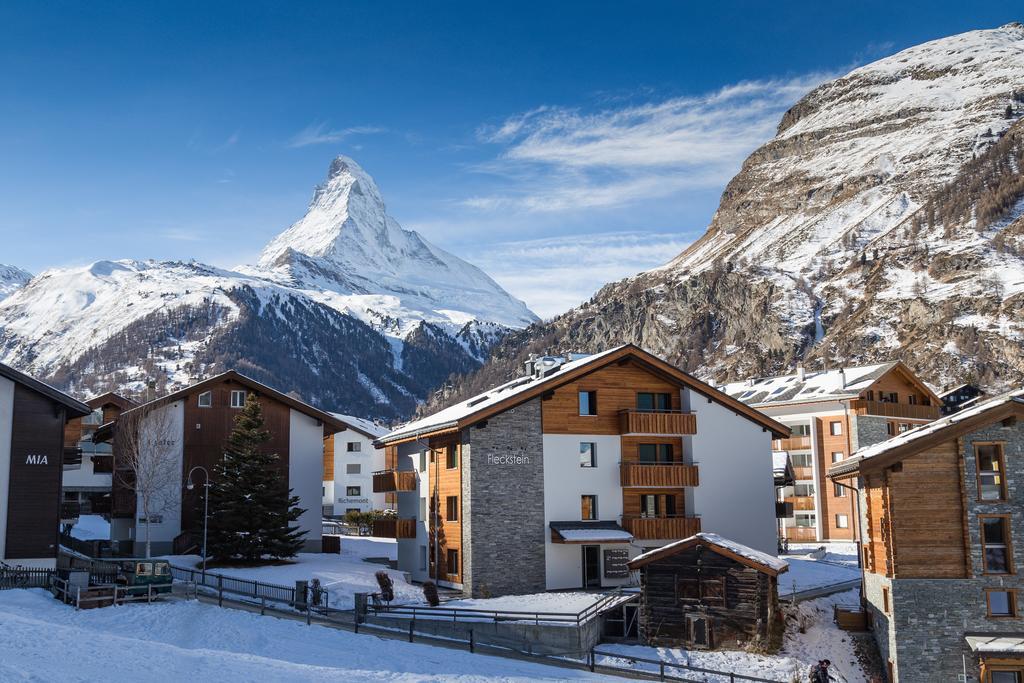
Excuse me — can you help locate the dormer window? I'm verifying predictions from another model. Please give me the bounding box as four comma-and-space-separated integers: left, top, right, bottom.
198, 391, 212, 408
230, 390, 246, 408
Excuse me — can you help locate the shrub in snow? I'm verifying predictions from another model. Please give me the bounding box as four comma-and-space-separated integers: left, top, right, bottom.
375, 570, 394, 604
422, 580, 439, 607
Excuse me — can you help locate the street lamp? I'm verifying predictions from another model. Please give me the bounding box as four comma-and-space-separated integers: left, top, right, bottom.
186, 466, 211, 582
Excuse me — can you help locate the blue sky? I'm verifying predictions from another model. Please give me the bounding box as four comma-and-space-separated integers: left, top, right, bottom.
0, 2, 1018, 317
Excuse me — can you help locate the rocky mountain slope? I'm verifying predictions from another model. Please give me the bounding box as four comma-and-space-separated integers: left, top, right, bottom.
0, 157, 535, 419
0, 265, 31, 302
434, 23, 1024, 407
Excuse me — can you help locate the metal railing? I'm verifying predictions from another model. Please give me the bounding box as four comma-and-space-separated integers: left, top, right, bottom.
369, 589, 630, 627
588, 648, 784, 682
0, 563, 55, 590
51, 575, 173, 610
169, 565, 308, 608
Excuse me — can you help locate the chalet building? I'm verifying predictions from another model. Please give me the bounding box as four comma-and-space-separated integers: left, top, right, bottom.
627, 532, 788, 650
374, 345, 788, 598
829, 389, 1024, 683
62, 392, 135, 516
722, 362, 941, 544
323, 414, 389, 516
0, 361, 90, 567
96, 371, 346, 555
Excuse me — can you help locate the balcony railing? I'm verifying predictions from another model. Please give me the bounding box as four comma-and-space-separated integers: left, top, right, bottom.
618, 410, 697, 435
372, 517, 417, 539
622, 515, 701, 540
785, 496, 815, 511
372, 469, 417, 493
784, 526, 818, 542
849, 399, 939, 421
773, 435, 811, 451
620, 462, 699, 487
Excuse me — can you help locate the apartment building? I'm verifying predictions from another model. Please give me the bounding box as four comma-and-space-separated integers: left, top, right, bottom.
323, 414, 389, 516
374, 345, 788, 598
0, 361, 90, 567
723, 362, 940, 543
62, 392, 135, 516
96, 371, 346, 555
829, 389, 1024, 682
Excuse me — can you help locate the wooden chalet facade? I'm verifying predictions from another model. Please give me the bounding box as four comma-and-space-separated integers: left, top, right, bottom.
830, 389, 1024, 683
0, 361, 90, 567
627, 533, 788, 650
62, 392, 135, 516
96, 371, 347, 555
376, 345, 788, 598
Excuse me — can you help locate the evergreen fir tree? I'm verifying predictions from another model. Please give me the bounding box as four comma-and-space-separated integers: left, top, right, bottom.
205, 393, 307, 562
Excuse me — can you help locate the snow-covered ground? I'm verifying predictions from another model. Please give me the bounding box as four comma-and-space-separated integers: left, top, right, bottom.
69, 514, 110, 541
594, 589, 868, 683
438, 591, 623, 614
164, 537, 421, 608
0, 589, 615, 682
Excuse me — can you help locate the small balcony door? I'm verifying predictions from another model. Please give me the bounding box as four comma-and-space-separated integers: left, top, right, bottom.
582, 545, 601, 588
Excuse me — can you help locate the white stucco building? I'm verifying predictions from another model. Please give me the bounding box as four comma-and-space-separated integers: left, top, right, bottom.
323, 414, 389, 516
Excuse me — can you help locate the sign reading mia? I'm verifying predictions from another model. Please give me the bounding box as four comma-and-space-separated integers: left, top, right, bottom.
25, 454, 49, 465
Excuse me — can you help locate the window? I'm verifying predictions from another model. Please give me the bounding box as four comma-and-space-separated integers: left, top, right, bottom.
791, 452, 813, 468
581, 495, 597, 520
836, 514, 849, 528
864, 390, 874, 401
886, 422, 895, 436
345, 507, 360, 514
987, 589, 1017, 618
829, 421, 843, 436
446, 495, 458, 521
898, 423, 911, 433
346, 486, 361, 496
641, 494, 659, 518
419, 451, 427, 472
579, 442, 596, 468
198, 391, 212, 408
880, 391, 898, 403
638, 443, 674, 464
446, 445, 458, 470
419, 497, 427, 519
83, 409, 103, 425
908, 395, 918, 405
834, 483, 847, 498
578, 390, 598, 416
345, 463, 361, 475
991, 672, 1023, 683
831, 452, 844, 463
446, 549, 459, 576
795, 513, 816, 528
977, 444, 1008, 501
794, 481, 815, 497
790, 423, 812, 437
230, 390, 246, 408
982, 516, 1013, 574
636, 392, 672, 412
346, 442, 361, 453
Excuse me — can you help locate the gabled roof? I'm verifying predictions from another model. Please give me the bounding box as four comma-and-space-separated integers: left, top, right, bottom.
330, 413, 389, 440
379, 344, 789, 444
830, 388, 1024, 479
722, 361, 941, 409
0, 361, 91, 418
627, 532, 789, 576
85, 392, 137, 411
96, 371, 348, 438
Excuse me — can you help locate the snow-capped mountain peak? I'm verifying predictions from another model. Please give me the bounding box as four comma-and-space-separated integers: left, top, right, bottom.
0, 264, 31, 302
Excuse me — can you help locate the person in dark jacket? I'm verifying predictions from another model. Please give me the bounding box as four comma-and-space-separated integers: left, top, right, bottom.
809, 660, 832, 682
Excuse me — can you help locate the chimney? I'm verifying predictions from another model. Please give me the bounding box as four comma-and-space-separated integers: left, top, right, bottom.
524, 354, 537, 377
838, 367, 846, 389
796, 363, 806, 382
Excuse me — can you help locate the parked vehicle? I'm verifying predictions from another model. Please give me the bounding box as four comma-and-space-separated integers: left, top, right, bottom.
111, 559, 173, 594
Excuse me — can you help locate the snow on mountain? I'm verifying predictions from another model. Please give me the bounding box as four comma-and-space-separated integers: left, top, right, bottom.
0, 264, 31, 302
0, 157, 537, 418
249, 155, 536, 334
435, 23, 1024, 408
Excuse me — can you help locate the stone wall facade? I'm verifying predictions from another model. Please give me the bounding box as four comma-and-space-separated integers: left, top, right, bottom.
852, 414, 890, 453
864, 419, 1024, 682
461, 398, 546, 597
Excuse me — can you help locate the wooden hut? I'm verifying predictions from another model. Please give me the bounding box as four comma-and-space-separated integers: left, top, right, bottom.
627, 532, 788, 650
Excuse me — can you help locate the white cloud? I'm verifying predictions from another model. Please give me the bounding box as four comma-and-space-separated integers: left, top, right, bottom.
463, 231, 698, 318
287, 123, 385, 148
468, 74, 832, 214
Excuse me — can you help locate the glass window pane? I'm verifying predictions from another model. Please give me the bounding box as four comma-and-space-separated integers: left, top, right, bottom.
989, 591, 1012, 616
983, 518, 1007, 544
579, 443, 595, 467
986, 547, 1010, 573
637, 393, 653, 411
639, 444, 656, 464
991, 672, 1021, 683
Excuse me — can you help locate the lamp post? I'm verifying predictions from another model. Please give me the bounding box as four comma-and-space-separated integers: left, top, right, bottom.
186, 466, 211, 582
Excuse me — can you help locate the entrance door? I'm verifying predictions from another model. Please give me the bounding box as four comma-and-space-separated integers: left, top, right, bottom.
623, 604, 639, 639
582, 545, 601, 588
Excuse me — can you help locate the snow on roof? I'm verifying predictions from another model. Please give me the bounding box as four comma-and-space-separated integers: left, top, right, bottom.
843, 388, 1024, 466
630, 532, 789, 574
382, 347, 627, 442
965, 633, 1024, 654
772, 451, 791, 477
330, 413, 389, 438
721, 362, 898, 408
555, 528, 633, 543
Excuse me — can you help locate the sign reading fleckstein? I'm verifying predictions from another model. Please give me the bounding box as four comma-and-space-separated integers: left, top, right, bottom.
603, 549, 630, 579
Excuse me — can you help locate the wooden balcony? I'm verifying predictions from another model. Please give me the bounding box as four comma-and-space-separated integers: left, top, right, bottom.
622, 515, 701, 540
619, 410, 697, 435
372, 469, 417, 493
791, 466, 814, 480
849, 399, 939, 421
784, 526, 818, 542
620, 463, 699, 487
773, 435, 811, 451
785, 496, 815, 511
372, 517, 417, 539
